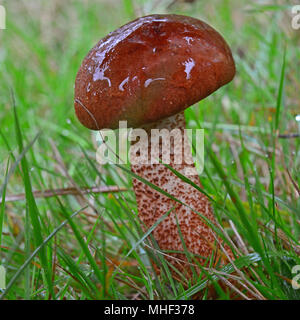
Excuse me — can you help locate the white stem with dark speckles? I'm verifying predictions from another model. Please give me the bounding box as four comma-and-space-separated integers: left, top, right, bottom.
130, 111, 228, 276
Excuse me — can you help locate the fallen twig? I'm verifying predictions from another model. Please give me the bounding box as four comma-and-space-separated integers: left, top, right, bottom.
0, 186, 127, 204
278, 133, 300, 139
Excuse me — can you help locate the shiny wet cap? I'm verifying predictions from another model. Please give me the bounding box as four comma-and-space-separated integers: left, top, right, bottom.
74, 14, 235, 130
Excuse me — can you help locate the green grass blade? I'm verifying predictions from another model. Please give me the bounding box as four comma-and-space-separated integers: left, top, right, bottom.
58, 200, 105, 294
275, 46, 286, 132
0, 207, 85, 300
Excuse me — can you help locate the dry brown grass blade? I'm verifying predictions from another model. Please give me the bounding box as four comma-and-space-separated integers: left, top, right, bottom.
274, 272, 293, 285
104, 256, 149, 299
216, 274, 251, 300
215, 220, 265, 287
258, 221, 300, 256
286, 168, 300, 197
0, 186, 127, 204
211, 232, 265, 300
278, 133, 300, 139
228, 220, 249, 255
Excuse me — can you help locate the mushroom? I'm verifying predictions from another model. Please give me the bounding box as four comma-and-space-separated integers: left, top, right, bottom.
74, 14, 235, 279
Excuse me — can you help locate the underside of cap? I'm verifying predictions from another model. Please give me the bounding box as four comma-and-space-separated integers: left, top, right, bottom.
74, 14, 235, 130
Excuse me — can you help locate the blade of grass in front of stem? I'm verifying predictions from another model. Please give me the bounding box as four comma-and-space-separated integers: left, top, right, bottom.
115, 163, 228, 244
126, 206, 175, 258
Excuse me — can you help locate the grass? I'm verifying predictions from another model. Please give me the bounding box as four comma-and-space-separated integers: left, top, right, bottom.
0, 0, 299, 300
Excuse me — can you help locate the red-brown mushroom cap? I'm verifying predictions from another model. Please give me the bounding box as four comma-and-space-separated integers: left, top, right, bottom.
74, 14, 235, 130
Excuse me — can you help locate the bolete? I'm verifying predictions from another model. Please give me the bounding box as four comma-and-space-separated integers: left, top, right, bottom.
74, 14, 235, 279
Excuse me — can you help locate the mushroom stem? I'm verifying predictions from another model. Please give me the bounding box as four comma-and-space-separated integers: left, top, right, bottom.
130, 111, 229, 277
